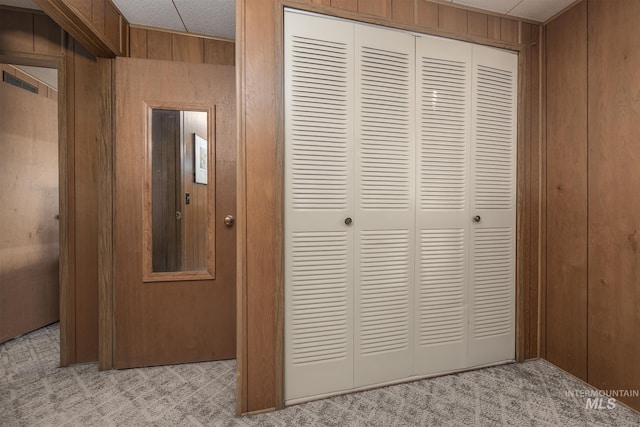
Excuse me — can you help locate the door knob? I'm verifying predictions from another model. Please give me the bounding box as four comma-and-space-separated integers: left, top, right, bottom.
473, 215, 481, 223
224, 215, 235, 227
176, 211, 183, 220
345, 217, 353, 226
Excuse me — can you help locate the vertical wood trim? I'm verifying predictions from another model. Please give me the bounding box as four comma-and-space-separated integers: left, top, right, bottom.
97, 58, 114, 370
236, 0, 249, 415
274, 1, 285, 411
57, 43, 70, 367
528, 25, 541, 360
538, 24, 547, 359
64, 35, 77, 365
515, 48, 526, 363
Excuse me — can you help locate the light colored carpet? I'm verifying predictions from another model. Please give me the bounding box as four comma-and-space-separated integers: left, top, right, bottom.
1, 323, 639, 426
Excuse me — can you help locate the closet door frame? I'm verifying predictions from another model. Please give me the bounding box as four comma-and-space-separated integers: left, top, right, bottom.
237, 0, 535, 411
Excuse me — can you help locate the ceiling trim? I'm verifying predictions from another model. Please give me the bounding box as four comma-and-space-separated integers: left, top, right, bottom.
129, 23, 234, 43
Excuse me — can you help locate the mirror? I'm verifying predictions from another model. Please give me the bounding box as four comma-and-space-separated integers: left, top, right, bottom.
150, 108, 212, 274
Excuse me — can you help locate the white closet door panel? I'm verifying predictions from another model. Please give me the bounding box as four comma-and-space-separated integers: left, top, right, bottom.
468, 45, 517, 366
414, 35, 472, 375
284, 11, 355, 401
354, 24, 415, 387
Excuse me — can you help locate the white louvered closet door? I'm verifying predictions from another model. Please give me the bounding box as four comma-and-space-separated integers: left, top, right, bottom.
284, 11, 355, 401
414, 35, 472, 376
353, 24, 415, 388
468, 45, 518, 366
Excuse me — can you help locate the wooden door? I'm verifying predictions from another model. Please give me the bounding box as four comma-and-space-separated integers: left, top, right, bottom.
0, 66, 59, 343
113, 58, 235, 368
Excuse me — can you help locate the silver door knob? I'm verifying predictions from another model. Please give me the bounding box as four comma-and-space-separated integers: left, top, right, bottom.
176, 211, 183, 220
345, 217, 353, 225
224, 215, 235, 227
473, 215, 481, 223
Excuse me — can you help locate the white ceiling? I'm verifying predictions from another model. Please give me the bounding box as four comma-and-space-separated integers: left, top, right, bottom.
0, 0, 580, 40
14, 65, 58, 89
447, 0, 578, 22
111, 0, 235, 40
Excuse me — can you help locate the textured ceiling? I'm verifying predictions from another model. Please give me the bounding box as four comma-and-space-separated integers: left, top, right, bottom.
111, 0, 235, 40
448, 0, 578, 22
0, 0, 580, 40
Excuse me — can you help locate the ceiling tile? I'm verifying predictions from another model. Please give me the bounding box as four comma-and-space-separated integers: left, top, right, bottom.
508, 0, 578, 22
0, 0, 39, 10
173, 0, 235, 40
112, 0, 185, 33
452, 0, 522, 14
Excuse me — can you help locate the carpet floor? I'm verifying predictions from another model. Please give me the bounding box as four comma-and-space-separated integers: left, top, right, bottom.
1, 323, 639, 426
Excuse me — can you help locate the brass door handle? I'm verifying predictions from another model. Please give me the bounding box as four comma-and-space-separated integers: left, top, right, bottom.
224, 215, 235, 227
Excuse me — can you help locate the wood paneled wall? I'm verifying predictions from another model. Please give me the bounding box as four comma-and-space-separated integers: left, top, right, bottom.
33, 0, 127, 57
0, 65, 59, 344
588, 0, 640, 411
0, 6, 63, 64
129, 26, 234, 66
545, 1, 588, 381
545, 0, 640, 411
1, 6, 101, 365
238, 0, 544, 414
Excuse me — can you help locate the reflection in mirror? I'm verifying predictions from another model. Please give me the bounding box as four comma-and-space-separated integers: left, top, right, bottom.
151, 109, 209, 273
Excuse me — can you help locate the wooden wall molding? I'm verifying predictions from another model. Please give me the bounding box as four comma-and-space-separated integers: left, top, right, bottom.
237, 0, 544, 414
33, 0, 127, 58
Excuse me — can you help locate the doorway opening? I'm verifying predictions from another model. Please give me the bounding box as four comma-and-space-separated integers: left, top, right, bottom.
0, 62, 60, 344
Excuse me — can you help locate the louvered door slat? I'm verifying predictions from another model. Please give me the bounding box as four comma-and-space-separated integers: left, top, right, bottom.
414, 35, 471, 376
285, 11, 354, 401
354, 24, 415, 388
469, 45, 517, 367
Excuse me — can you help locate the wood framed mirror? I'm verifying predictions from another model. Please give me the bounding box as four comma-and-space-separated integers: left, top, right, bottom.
142, 103, 216, 282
